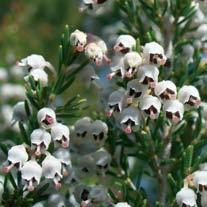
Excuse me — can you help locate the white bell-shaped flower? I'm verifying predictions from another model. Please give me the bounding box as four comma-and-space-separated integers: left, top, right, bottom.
107, 89, 127, 117
89, 120, 108, 148
137, 64, 159, 88
25, 68, 48, 87
176, 187, 197, 207
42, 154, 62, 189
115, 202, 132, 207
123, 52, 142, 78
54, 148, 71, 177
2, 144, 28, 173
193, 170, 207, 193
74, 117, 92, 138
17, 54, 53, 72
30, 128, 51, 156
155, 80, 177, 101
12, 101, 27, 124
37, 107, 56, 129
85, 37, 110, 66
92, 148, 111, 176
163, 100, 184, 124
108, 56, 125, 80
0, 67, 8, 82
114, 35, 136, 54
51, 123, 70, 148
178, 85, 201, 109
142, 42, 167, 66
70, 29, 87, 52
182, 44, 195, 64
120, 106, 143, 134
21, 160, 42, 192
126, 79, 148, 104
139, 95, 161, 120
1, 84, 25, 100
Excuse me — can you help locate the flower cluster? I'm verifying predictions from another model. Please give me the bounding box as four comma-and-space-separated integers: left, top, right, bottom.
2, 107, 70, 191
70, 30, 111, 66
176, 163, 207, 207
106, 35, 201, 134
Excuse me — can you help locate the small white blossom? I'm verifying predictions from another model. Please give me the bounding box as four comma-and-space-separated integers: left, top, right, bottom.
108, 56, 125, 80
54, 148, 71, 177
182, 44, 195, 64
142, 42, 167, 66
154, 80, 177, 101
17, 54, 54, 72
139, 95, 161, 120
30, 128, 51, 156
163, 100, 184, 124
42, 154, 62, 189
115, 202, 132, 207
37, 107, 56, 129
137, 64, 159, 88
85, 36, 111, 66
2, 144, 28, 173
89, 120, 108, 148
21, 160, 42, 192
176, 187, 197, 207
70, 29, 87, 52
12, 101, 27, 124
195, 24, 207, 42
114, 35, 136, 54
24, 68, 48, 87
51, 123, 70, 148
193, 170, 207, 193
74, 117, 92, 138
107, 89, 127, 117
92, 148, 111, 176
126, 79, 148, 103
89, 185, 108, 204
123, 52, 142, 78
120, 106, 143, 134
178, 85, 201, 109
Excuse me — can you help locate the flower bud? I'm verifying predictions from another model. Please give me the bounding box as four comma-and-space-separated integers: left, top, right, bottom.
2, 144, 28, 173
163, 100, 184, 124
21, 160, 42, 192
51, 123, 70, 148
139, 95, 161, 120
178, 85, 201, 110
176, 187, 197, 207
154, 80, 177, 101
142, 42, 167, 66
114, 35, 136, 54
89, 120, 108, 148
37, 107, 56, 129
137, 64, 159, 88
25, 68, 48, 87
123, 52, 142, 78
31, 128, 51, 156
70, 29, 87, 52
120, 106, 143, 134
17, 54, 53, 72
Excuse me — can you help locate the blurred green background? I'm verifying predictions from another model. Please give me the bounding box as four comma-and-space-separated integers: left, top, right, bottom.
0, 0, 81, 66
